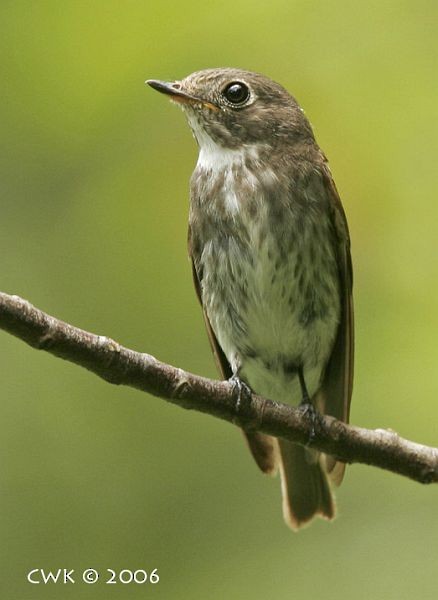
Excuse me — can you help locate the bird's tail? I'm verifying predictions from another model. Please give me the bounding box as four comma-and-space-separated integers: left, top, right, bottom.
278, 439, 335, 530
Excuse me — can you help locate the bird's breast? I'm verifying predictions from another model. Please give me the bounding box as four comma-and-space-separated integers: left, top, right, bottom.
190, 159, 341, 403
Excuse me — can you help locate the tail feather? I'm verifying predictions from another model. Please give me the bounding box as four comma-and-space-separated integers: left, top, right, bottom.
325, 454, 346, 486
278, 439, 335, 530
243, 431, 278, 475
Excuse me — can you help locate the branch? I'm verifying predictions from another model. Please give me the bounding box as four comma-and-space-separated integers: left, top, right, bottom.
0, 291, 437, 484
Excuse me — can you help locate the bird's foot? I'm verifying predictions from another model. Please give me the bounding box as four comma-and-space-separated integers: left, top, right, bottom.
297, 367, 322, 445
229, 374, 252, 420
299, 398, 321, 446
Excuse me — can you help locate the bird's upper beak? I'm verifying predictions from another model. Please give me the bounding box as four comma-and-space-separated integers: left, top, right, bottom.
146, 79, 218, 111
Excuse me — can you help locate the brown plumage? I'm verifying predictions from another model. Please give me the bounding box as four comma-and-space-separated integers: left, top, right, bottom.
148, 68, 354, 530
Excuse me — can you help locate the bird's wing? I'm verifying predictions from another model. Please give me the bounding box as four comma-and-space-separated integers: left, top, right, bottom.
316, 162, 354, 484
190, 259, 232, 380
188, 233, 278, 475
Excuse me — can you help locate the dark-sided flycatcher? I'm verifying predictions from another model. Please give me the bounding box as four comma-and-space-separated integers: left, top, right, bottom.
148, 68, 354, 530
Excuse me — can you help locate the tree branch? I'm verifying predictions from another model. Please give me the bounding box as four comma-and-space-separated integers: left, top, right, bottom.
0, 291, 437, 484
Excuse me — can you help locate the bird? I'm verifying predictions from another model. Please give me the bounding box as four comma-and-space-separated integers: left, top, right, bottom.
147, 68, 354, 530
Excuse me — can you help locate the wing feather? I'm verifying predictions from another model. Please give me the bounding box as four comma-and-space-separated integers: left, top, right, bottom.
316, 163, 354, 484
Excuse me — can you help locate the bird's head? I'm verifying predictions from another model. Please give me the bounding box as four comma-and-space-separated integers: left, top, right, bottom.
147, 68, 314, 152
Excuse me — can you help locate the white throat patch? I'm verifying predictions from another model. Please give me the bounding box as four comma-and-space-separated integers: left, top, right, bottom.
184, 109, 261, 171
186, 109, 278, 214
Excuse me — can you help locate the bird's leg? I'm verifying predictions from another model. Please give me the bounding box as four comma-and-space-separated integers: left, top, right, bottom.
298, 367, 319, 444
229, 361, 253, 424
229, 373, 252, 415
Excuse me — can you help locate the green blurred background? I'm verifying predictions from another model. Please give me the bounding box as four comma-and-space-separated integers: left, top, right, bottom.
1, 1, 437, 598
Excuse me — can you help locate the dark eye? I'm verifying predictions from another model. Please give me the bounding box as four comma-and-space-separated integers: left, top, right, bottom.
223, 81, 250, 105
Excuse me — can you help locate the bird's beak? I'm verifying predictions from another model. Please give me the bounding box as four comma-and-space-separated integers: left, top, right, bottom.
146, 79, 218, 111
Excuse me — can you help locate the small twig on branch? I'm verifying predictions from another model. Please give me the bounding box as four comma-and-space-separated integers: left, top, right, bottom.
0, 291, 437, 484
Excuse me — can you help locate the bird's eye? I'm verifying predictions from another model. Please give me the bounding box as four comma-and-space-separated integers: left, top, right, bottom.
222, 82, 250, 105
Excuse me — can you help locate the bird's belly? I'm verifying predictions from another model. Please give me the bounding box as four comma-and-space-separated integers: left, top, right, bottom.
200, 233, 340, 405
